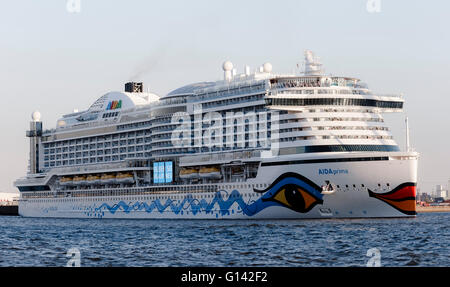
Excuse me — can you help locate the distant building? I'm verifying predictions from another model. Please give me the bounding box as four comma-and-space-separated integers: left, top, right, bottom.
0, 192, 18, 205
434, 185, 447, 199
419, 192, 433, 203
447, 179, 450, 199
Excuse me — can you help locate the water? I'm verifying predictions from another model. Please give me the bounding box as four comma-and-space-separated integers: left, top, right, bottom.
0, 213, 448, 267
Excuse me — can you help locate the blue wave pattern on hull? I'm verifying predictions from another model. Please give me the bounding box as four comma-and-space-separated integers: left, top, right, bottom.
93, 173, 324, 218
95, 190, 263, 218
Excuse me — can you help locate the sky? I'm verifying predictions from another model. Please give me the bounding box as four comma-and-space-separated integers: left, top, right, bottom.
0, 0, 449, 194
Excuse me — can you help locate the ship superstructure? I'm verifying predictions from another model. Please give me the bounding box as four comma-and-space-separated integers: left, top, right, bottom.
14, 51, 418, 219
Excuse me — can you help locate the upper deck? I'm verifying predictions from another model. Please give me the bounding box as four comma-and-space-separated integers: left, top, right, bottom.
24, 50, 406, 178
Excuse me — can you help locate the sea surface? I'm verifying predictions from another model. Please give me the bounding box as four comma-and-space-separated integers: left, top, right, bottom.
0, 213, 449, 267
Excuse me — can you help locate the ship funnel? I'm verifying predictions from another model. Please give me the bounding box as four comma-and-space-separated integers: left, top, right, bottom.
125, 82, 143, 93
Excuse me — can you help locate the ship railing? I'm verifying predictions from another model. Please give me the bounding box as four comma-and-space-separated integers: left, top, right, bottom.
191, 88, 266, 103
14, 175, 48, 185
46, 160, 148, 175
269, 88, 403, 99
180, 150, 262, 165
20, 176, 273, 199
44, 112, 149, 134
195, 78, 265, 94
149, 98, 187, 107
20, 183, 225, 199
374, 93, 403, 99
193, 81, 266, 102
269, 88, 353, 96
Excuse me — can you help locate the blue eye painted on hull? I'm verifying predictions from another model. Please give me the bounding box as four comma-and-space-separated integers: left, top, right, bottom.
252, 173, 324, 214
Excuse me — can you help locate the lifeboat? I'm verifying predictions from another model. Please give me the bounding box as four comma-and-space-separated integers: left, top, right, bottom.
100, 174, 116, 185
86, 175, 101, 185
59, 177, 73, 186
231, 166, 244, 175
179, 168, 199, 179
116, 173, 135, 184
73, 175, 87, 186
199, 166, 221, 179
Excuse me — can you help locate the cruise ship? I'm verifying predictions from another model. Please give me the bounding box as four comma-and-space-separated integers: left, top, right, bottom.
14, 51, 418, 219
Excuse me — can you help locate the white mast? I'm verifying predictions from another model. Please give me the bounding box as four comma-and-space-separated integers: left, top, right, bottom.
304, 50, 323, 76
406, 116, 410, 152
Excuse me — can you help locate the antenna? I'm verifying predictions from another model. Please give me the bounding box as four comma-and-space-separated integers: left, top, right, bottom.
244, 65, 250, 76
303, 50, 324, 76
405, 116, 410, 152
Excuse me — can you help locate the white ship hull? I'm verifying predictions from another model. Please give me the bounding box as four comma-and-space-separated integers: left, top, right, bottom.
15, 52, 419, 220
18, 152, 418, 219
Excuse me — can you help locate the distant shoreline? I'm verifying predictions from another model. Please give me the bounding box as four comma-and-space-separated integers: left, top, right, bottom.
417, 205, 450, 213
